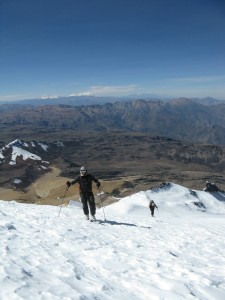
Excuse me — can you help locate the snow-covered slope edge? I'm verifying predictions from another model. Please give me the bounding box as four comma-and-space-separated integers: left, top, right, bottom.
0, 183, 225, 300
107, 182, 225, 216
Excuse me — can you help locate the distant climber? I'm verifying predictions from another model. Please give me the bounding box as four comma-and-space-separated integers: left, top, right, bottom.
66, 166, 100, 220
149, 200, 158, 217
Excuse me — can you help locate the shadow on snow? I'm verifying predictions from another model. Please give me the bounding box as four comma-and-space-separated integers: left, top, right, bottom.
98, 219, 151, 229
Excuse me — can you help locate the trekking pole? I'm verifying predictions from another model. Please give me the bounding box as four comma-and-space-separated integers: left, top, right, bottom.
99, 191, 106, 221
156, 207, 159, 216
58, 187, 69, 217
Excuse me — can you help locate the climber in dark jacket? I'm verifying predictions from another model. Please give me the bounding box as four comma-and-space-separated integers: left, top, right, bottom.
149, 200, 158, 217
66, 166, 100, 220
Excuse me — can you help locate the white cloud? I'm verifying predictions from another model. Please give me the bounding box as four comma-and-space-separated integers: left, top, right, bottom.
39, 95, 59, 99
69, 92, 93, 97
73, 84, 140, 97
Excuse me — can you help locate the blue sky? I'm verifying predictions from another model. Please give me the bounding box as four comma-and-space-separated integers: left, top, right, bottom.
1, 0, 225, 101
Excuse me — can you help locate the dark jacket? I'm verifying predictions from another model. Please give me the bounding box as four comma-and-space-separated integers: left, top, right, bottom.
71, 174, 100, 193
149, 201, 158, 209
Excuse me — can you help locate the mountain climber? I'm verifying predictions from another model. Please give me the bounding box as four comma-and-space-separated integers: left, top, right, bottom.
149, 200, 158, 217
66, 166, 101, 220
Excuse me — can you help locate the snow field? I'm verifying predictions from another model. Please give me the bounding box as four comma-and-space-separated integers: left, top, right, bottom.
0, 183, 225, 300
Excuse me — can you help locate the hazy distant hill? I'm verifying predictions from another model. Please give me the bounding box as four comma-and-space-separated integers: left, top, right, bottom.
1, 95, 224, 108
0, 95, 164, 107
1, 98, 225, 145
191, 97, 225, 106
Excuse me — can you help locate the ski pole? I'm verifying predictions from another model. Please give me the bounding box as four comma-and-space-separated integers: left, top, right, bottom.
58, 187, 68, 217
99, 191, 106, 221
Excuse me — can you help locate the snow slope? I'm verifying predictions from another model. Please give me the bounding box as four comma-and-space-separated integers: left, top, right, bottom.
0, 183, 225, 300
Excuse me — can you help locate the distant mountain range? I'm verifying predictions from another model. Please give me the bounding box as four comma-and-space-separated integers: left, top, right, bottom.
1, 94, 224, 108
1, 97, 225, 145
0, 95, 154, 108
